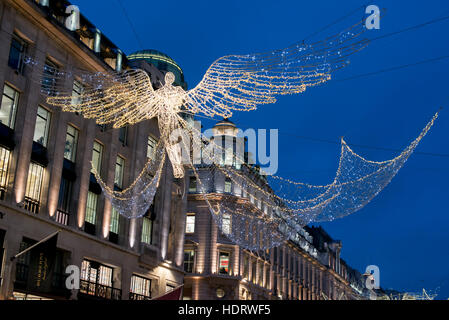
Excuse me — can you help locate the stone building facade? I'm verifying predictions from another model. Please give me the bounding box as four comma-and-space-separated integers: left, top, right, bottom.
0, 0, 187, 300
183, 119, 365, 300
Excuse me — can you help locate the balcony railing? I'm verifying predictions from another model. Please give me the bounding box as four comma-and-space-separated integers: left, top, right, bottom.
79, 280, 122, 300
55, 209, 69, 226
129, 292, 151, 300
23, 197, 39, 214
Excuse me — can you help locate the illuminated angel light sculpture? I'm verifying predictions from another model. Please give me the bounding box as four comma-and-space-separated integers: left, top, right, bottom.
28, 20, 368, 179
24, 18, 439, 250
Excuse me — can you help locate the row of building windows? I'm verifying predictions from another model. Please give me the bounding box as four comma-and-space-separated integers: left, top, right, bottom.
0, 75, 159, 243
183, 249, 233, 276
184, 212, 231, 236
188, 175, 268, 214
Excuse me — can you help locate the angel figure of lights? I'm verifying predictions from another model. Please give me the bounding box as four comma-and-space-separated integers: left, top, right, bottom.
24, 17, 439, 251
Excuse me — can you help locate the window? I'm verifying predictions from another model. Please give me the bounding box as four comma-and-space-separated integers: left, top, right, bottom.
57, 177, 72, 213
147, 136, 157, 159
249, 194, 254, 204
0, 84, 19, 129
166, 284, 175, 292
56, 177, 71, 225
265, 267, 270, 289
258, 263, 264, 286
24, 162, 44, 213
85, 191, 98, 225
118, 126, 127, 145
64, 125, 78, 162
110, 207, 120, 235
243, 254, 249, 280
114, 156, 125, 188
185, 213, 195, 234
218, 251, 230, 275
251, 259, 257, 283
222, 214, 231, 235
41, 58, 58, 96
188, 176, 197, 193
184, 250, 195, 273
8, 34, 27, 73
71, 80, 84, 106
33, 106, 51, 147
0, 147, 11, 199
91, 141, 103, 173
224, 178, 232, 193
80, 260, 120, 299
130, 275, 151, 300
141, 216, 153, 245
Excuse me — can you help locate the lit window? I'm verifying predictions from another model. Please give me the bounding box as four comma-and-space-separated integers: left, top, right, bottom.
166, 284, 175, 293
147, 136, 157, 159
114, 156, 125, 188
33, 106, 51, 147
80, 260, 114, 297
222, 214, 231, 235
185, 213, 195, 234
243, 255, 249, 280
184, 250, 195, 273
0, 147, 11, 198
130, 275, 151, 299
91, 141, 103, 173
41, 58, 58, 96
64, 125, 79, 162
85, 191, 98, 225
218, 251, 230, 274
224, 178, 232, 193
110, 207, 120, 235
71, 80, 84, 106
24, 162, 44, 213
25, 162, 44, 202
0, 84, 19, 129
8, 34, 27, 73
188, 176, 197, 193
141, 216, 153, 244
251, 259, 257, 283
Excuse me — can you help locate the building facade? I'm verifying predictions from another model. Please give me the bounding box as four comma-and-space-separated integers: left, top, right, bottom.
0, 0, 187, 300
183, 119, 365, 300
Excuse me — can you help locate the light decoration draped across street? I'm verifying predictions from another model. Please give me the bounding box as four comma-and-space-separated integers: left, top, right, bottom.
23, 17, 440, 250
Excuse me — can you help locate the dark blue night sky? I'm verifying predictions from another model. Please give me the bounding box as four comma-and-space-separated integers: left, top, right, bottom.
73, 0, 449, 298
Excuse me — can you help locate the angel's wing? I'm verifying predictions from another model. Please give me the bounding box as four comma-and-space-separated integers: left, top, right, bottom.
184, 20, 369, 118
25, 56, 159, 128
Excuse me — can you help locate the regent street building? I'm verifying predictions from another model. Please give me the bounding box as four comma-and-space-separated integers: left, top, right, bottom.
0, 0, 188, 300
183, 119, 366, 300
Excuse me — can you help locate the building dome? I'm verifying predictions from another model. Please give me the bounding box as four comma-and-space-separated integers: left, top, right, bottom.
127, 49, 187, 89
213, 118, 238, 137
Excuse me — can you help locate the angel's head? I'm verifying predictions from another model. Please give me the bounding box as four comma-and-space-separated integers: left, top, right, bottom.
164, 72, 175, 86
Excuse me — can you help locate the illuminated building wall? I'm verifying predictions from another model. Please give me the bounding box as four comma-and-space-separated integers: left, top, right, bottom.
0, 0, 186, 300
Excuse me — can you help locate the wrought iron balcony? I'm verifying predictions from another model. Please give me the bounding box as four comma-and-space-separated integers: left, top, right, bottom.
79, 280, 122, 300
55, 209, 69, 226
23, 197, 40, 214
129, 292, 151, 300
